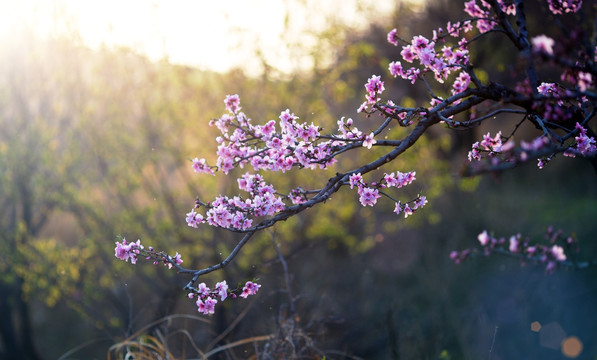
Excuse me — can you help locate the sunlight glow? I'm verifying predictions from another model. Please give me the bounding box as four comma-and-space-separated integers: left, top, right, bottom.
0, 0, 417, 75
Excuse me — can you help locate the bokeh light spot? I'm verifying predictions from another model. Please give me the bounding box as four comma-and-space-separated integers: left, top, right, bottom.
561, 336, 583, 358
530, 321, 541, 332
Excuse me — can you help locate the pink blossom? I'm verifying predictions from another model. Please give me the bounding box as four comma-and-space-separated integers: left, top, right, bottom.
446, 21, 461, 37
173, 252, 183, 265
349, 173, 363, 189
498, 0, 516, 15
442, 46, 454, 60
501, 139, 515, 152
365, 75, 385, 100
224, 94, 241, 113
573, 123, 596, 155
547, 0, 582, 14
477, 230, 490, 246
531, 35, 555, 55
197, 282, 210, 296
114, 238, 143, 264
463, 1, 495, 32
509, 235, 520, 253
387, 28, 399, 46
537, 157, 550, 169
537, 82, 556, 95
413, 195, 428, 209
394, 202, 402, 215
215, 281, 228, 301
197, 296, 218, 315
412, 35, 431, 50
278, 109, 298, 131
186, 210, 203, 228
452, 71, 471, 95
521, 136, 548, 151
575, 122, 587, 136
418, 48, 436, 67
468, 142, 481, 161
399, 171, 416, 186
191, 158, 215, 175
204, 297, 218, 314
551, 245, 567, 261
358, 187, 381, 207
480, 131, 503, 152
405, 68, 420, 84
240, 281, 261, 298
401, 46, 416, 63
362, 133, 376, 149
464, 0, 485, 17
403, 204, 413, 218
357, 102, 368, 113
388, 61, 404, 78
384, 172, 398, 187
577, 72, 593, 92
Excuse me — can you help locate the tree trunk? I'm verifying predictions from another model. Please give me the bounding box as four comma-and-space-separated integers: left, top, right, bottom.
0, 280, 44, 360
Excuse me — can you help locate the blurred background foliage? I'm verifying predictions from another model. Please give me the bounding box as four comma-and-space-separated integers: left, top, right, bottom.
0, 0, 596, 359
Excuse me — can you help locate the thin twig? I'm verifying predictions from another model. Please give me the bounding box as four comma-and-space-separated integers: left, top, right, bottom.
488, 325, 498, 360
270, 230, 295, 314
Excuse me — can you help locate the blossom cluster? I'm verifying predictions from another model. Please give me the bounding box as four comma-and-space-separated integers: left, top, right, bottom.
364, 75, 385, 104
348, 171, 427, 218
531, 36, 594, 92
467, 122, 595, 170
186, 93, 425, 232
114, 238, 144, 264
192, 94, 389, 206
546, 0, 583, 14
115, 238, 183, 269
336, 116, 376, 148
565, 122, 597, 157
186, 173, 286, 230
370, 1, 526, 115
114, 238, 260, 315
467, 131, 514, 162
202, 96, 337, 175
450, 228, 573, 272
384, 28, 471, 101
463, 1, 499, 32
376, 0, 591, 118
187, 280, 260, 315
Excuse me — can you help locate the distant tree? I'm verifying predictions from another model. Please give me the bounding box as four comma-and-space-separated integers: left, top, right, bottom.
0, 32, 92, 360
0, 31, 228, 359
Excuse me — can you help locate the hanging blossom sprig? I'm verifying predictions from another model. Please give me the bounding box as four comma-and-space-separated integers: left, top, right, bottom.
187, 280, 260, 315
117, 88, 430, 311
114, 238, 260, 315
450, 227, 594, 272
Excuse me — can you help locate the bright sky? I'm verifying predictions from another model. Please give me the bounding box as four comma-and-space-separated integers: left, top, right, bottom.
0, 0, 422, 75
